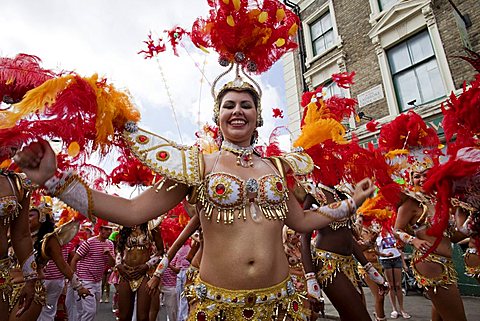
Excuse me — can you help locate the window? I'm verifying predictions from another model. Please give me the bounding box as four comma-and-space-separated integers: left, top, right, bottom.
323, 81, 344, 99
310, 12, 334, 56
387, 30, 445, 111
378, 0, 398, 12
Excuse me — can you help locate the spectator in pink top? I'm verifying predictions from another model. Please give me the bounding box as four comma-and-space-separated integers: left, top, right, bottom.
70, 221, 115, 321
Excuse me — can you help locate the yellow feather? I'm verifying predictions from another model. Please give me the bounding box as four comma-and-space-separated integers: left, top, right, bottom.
0, 75, 75, 129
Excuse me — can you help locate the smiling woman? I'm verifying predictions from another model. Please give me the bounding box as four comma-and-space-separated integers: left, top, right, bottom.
10, 1, 378, 320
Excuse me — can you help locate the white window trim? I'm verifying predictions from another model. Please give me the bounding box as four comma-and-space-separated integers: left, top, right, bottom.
368, 0, 455, 117
302, 0, 343, 68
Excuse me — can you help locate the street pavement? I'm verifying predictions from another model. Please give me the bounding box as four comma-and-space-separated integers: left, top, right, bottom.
318, 287, 480, 321
95, 286, 480, 321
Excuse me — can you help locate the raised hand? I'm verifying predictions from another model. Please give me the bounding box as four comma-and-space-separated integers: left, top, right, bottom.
352, 178, 376, 207
14, 139, 57, 185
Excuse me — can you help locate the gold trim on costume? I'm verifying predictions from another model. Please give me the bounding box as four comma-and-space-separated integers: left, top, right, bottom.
0, 257, 13, 303
412, 251, 457, 293
188, 276, 307, 321
314, 249, 359, 289
464, 248, 480, 278
10, 279, 46, 312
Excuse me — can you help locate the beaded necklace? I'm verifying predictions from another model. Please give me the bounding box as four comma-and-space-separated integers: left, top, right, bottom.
220, 140, 255, 168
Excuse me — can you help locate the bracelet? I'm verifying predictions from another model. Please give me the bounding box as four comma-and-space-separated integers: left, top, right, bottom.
71, 273, 84, 290
22, 251, 38, 281
305, 272, 316, 280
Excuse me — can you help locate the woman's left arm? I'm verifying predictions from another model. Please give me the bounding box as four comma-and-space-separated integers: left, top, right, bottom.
285, 178, 375, 233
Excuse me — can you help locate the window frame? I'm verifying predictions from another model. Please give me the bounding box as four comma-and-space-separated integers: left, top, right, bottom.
387, 29, 445, 111
302, 0, 342, 67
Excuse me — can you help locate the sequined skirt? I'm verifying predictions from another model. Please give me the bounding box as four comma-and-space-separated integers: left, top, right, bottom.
187, 276, 308, 321
412, 251, 457, 293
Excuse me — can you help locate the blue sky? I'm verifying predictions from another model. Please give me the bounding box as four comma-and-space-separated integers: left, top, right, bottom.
1, 0, 290, 195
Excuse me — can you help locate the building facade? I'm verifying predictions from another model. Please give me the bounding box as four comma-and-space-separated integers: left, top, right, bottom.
283, 0, 480, 144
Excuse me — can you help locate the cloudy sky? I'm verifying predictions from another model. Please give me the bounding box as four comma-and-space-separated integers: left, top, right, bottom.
1, 0, 291, 195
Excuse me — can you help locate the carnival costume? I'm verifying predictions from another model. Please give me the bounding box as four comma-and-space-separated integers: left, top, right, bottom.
0, 169, 39, 308
116, 226, 162, 292
314, 249, 359, 289
188, 276, 307, 321
464, 247, 480, 278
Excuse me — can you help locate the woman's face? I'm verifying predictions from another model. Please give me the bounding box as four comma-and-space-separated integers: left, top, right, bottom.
219, 90, 257, 146
29, 209, 40, 232
411, 170, 428, 188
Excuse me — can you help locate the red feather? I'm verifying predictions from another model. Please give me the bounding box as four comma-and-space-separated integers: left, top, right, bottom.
0, 53, 55, 103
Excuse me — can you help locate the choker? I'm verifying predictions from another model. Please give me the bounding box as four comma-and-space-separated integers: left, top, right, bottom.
221, 140, 254, 168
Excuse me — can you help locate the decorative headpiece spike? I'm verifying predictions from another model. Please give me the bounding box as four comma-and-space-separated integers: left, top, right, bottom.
212, 60, 263, 127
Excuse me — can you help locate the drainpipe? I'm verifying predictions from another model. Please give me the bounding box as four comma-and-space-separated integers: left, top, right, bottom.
283, 0, 308, 93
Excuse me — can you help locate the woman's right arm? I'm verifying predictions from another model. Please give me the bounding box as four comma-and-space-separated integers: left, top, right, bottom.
394, 198, 432, 252
15, 140, 189, 227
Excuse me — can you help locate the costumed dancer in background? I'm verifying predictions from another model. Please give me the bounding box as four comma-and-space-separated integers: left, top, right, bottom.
423, 49, 480, 286
294, 81, 390, 321
355, 216, 388, 321
0, 53, 55, 321
29, 197, 91, 321
13, 1, 376, 320
115, 220, 164, 321
382, 111, 467, 321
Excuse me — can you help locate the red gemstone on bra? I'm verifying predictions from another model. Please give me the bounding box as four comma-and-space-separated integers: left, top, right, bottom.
293, 301, 299, 311
196, 311, 206, 321
243, 309, 254, 319
138, 135, 148, 143
276, 181, 283, 191
157, 151, 168, 160
215, 184, 226, 195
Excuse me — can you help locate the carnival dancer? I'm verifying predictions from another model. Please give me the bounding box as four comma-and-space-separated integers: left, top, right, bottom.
14, 2, 376, 320
301, 189, 387, 321
0, 149, 43, 321
115, 222, 164, 321
70, 220, 115, 321
356, 218, 388, 321
28, 199, 91, 321
380, 111, 468, 321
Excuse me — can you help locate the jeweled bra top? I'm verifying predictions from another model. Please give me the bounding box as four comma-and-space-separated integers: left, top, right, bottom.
197, 151, 289, 224
125, 228, 152, 251
0, 170, 23, 226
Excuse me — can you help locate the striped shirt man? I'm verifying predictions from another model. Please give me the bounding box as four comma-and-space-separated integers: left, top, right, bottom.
76, 235, 114, 282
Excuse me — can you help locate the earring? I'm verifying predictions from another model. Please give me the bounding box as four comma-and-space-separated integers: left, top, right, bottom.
216, 130, 224, 147
250, 129, 258, 145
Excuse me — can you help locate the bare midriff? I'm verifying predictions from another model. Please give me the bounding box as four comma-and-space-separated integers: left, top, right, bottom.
198, 211, 289, 290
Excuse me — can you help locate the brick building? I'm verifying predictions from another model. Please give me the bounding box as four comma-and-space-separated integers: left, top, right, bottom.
282, 0, 480, 144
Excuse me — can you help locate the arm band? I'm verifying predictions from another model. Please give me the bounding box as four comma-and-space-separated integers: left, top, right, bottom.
44, 170, 95, 222
146, 254, 162, 269
396, 229, 414, 245
315, 198, 356, 220
21, 252, 38, 281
